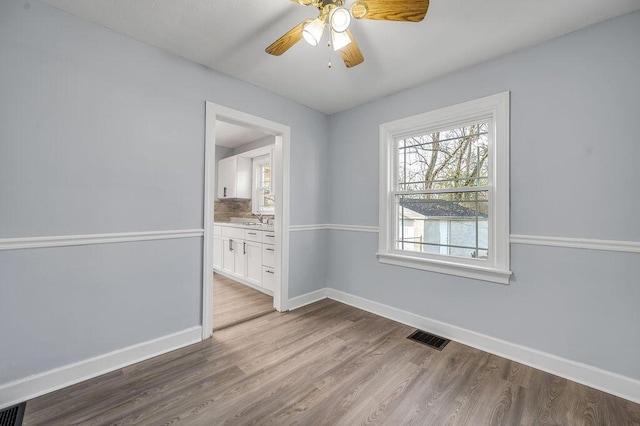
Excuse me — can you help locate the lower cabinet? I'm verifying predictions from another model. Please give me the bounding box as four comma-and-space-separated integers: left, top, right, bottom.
221, 237, 236, 276
262, 266, 275, 291
215, 225, 270, 293
220, 237, 249, 281
261, 231, 276, 292
244, 240, 262, 286
232, 239, 245, 280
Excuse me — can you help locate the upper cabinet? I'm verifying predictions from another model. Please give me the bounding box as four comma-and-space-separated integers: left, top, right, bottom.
218, 156, 252, 200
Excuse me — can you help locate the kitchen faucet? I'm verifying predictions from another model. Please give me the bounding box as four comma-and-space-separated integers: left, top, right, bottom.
251, 212, 265, 224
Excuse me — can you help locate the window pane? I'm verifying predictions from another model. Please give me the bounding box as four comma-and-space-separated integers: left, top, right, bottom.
261, 165, 271, 188
449, 220, 488, 258
395, 192, 488, 259
256, 161, 274, 212
262, 189, 274, 209
397, 123, 489, 191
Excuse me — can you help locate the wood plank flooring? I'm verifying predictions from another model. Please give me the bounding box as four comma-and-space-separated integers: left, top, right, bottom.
24, 299, 640, 425
213, 273, 274, 331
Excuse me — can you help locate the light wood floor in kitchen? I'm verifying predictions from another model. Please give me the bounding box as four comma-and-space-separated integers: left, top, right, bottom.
213, 273, 274, 331
24, 299, 640, 425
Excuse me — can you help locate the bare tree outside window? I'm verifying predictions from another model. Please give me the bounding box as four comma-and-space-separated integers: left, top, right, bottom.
396, 123, 489, 258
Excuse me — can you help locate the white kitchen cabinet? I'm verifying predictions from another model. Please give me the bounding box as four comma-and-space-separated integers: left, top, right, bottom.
261, 230, 276, 292
232, 240, 245, 279
244, 229, 262, 243
262, 244, 275, 268
244, 240, 262, 286
222, 226, 245, 239
221, 227, 244, 279
217, 156, 252, 200
263, 231, 276, 244
262, 266, 275, 292
222, 237, 245, 280
220, 227, 263, 282
221, 237, 235, 275
214, 224, 276, 295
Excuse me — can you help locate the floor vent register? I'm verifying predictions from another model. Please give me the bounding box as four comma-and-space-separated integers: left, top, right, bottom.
407, 329, 450, 351
0, 402, 26, 426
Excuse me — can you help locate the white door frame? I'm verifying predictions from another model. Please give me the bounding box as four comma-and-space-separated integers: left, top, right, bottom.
202, 102, 290, 339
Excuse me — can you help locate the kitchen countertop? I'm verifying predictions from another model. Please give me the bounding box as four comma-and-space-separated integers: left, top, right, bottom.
214, 222, 274, 232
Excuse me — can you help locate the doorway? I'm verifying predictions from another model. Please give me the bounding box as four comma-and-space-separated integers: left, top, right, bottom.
212, 273, 274, 330
202, 102, 290, 339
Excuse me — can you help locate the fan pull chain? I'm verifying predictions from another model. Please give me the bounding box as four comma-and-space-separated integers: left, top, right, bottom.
327, 40, 333, 69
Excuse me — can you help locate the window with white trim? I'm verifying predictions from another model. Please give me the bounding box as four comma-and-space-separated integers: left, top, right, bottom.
378, 92, 511, 284
252, 154, 274, 214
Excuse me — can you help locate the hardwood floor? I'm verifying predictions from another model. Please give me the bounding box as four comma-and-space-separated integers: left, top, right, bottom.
24, 299, 640, 425
213, 273, 274, 331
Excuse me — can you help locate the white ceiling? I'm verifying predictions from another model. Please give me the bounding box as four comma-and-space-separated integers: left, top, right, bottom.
41, 0, 640, 115
215, 120, 270, 149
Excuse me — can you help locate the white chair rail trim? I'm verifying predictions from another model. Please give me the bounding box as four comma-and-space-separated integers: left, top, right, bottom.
510, 234, 640, 254
289, 225, 640, 254
289, 224, 378, 233
0, 229, 205, 251
2, 228, 638, 254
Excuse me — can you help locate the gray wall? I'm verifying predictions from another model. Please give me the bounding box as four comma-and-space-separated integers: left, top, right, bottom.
0, 0, 328, 385
0, 239, 202, 384
2, 0, 638, 394
326, 11, 640, 381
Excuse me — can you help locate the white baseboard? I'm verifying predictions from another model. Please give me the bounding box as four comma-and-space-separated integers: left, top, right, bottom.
286, 288, 640, 404
287, 288, 329, 310
0, 326, 202, 410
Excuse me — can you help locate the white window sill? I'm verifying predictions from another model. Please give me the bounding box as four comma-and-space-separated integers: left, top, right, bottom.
377, 252, 512, 285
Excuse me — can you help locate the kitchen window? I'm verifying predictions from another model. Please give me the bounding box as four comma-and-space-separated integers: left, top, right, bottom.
252, 154, 274, 214
378, 92, 511, 284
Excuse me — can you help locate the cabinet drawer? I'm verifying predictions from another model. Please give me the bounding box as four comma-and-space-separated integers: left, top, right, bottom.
262, 266, 275, 292
221, 226, 244, 239
244, 229, 262, 243
262, 244, 275, 267
263, 231, 276, 244
213, 225, 222, 236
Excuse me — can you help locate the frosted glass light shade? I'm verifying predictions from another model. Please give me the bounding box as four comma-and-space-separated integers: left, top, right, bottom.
331, 30, 351, 51
302, 17, 325, 46
330, 7, 351, 33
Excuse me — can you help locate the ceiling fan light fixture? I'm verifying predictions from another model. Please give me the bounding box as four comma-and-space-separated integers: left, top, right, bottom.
302, 17, 325, 46
350, 1, 368, 19
331, 29, 351, 51
266, 0, 429, 69
330, 7, 351, 33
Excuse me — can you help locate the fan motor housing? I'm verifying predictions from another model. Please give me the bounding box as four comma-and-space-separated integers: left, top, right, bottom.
322, 0, 343, 7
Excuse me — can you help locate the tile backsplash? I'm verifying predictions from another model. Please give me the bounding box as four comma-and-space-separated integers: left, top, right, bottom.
213, 199, 252, 222
214, 199, 275, 223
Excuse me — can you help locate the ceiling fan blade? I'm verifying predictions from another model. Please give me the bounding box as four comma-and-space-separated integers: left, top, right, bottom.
340, 29, 364, 68
353, 0, 429, 22
265, 20, 310, 56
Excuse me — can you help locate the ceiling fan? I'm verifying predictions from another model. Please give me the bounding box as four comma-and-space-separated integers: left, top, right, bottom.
266, 0, 430, 68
